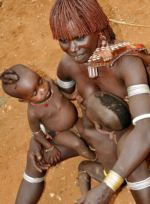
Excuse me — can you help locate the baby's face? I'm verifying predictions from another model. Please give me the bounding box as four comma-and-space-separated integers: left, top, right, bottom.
3, 70, 50, 104
17, 73, 50, 103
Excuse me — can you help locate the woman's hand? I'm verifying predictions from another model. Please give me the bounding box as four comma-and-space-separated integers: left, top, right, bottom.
75, 183, 114, 204
33, 131, 53, 150
28, 137, 50, 172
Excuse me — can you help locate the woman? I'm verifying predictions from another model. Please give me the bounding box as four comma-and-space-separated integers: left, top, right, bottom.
49, 0, 150, 204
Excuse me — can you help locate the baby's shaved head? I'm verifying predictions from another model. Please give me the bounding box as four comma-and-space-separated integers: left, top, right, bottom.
0, 64, 39, 99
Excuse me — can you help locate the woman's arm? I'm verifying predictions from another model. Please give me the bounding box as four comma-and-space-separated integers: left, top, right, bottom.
57, 54, 76, 95
112, 55, 150, 176
76, 56, 150, 204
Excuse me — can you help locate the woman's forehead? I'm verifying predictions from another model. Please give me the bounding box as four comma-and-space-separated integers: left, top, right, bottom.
50, 0, 109, 40
58, 20, 91, 40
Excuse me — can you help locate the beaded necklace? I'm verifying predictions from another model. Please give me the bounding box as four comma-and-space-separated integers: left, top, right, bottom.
87, 41, 146, 78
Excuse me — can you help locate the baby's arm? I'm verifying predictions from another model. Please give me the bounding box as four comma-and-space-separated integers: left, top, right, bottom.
28, 108, 52, 149
28, 107, 61, 166
75, 160, 105, 204
77, 160, 104, 195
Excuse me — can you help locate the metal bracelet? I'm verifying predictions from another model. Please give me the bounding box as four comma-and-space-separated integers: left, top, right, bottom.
32, 130, 41, 135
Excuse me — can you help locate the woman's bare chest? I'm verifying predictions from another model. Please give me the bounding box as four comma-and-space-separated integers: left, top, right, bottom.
74, 65, 126, 98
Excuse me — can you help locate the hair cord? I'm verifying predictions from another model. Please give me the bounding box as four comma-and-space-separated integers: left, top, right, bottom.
0, 70, 20, 84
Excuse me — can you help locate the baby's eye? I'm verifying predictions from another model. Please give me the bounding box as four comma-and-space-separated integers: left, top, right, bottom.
33, 90, 37, 96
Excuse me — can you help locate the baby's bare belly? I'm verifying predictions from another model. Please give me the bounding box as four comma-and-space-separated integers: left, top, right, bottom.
42, 102, 78, 132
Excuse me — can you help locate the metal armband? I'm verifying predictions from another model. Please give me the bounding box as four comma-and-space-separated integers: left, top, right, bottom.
127, 84, 150, 98
57, 78, 75, 89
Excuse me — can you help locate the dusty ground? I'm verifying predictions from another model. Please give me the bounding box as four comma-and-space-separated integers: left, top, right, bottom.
0, 0, 150, 203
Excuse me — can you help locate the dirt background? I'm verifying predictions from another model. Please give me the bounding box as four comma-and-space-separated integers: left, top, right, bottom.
0, 0, 150, 203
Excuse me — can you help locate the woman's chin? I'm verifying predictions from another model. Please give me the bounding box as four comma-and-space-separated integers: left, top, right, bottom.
73, 54, 90, 64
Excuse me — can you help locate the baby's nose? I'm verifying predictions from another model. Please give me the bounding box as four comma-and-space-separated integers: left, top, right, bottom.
39, 87, 46, 95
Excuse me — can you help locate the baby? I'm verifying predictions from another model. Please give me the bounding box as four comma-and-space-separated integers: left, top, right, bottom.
0, 64, 95, 167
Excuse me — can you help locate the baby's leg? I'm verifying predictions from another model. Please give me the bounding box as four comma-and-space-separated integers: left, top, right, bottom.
15, 138, 78, 204
78, 160, 104, 195
54, 131, 95, 160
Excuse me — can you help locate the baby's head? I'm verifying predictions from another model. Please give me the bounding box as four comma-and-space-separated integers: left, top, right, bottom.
85, 92, 131, 131
0, 64, 50, 104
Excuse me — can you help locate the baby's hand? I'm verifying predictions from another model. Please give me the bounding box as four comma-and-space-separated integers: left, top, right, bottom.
43, 145, 62, 166
33, 130, 52, 149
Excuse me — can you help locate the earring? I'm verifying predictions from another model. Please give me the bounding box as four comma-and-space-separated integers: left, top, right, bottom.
98, 32, 107, 47
87, 33, 113, 78
98, 32, 113, 62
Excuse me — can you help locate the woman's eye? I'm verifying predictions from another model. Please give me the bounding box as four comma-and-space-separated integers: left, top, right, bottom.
75, 36, 85, 41
59, 39, 68, 44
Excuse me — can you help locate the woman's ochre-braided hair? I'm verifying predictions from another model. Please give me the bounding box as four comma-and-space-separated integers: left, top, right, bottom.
50, 0, 115, 42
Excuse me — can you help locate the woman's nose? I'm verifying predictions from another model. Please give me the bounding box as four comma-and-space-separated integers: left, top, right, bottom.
69, 40, 78, 53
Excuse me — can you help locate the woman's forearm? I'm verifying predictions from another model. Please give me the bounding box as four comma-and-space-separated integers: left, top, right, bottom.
112, 129, 150, 178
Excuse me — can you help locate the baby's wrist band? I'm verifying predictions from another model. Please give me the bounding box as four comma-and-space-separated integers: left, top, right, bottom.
32, 124, 47, 136
103, 170, 124, 192
32, 130, 41, 135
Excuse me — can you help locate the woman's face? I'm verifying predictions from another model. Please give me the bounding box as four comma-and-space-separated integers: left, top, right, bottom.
59, 33, 99, 64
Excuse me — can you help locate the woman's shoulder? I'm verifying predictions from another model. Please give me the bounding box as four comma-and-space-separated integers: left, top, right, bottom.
117, 55, 147, 85
59, 53, 78, 68
117, 54, 145, 73
57, 54, 79, 78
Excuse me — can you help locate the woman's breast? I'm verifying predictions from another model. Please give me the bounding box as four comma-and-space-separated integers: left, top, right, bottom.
75, 71, 126, 100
